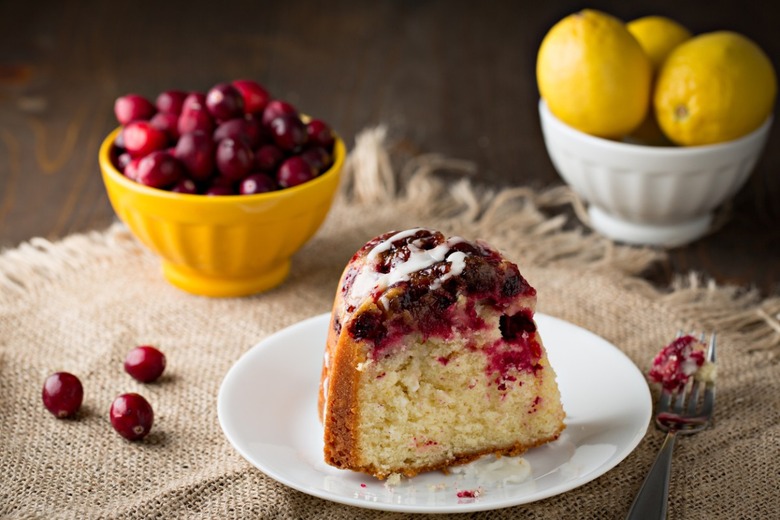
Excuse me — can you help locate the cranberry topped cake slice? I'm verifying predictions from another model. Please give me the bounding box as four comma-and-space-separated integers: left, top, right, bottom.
318, 228, 565, 479
648, 334, 716, 392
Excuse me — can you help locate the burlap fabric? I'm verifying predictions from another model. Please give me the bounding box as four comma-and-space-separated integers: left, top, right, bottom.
1, 128, 779, 519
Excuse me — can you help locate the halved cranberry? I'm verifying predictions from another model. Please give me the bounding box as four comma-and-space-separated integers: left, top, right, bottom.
109, 393, 154, 441
216, 138, 253, 180
261, 99, 298, 126
114, 94, 156, 125
268, 115, 307, 152
277, 156, 315, 188
174, 131, 216, 181
122, 121, 168, 158
240, 173, 277, 194
206, 82, 245, 121
136, 150, 184, 188
155, 89, 187, 115
232, 79, 270, 114
306, 119, 335, 148
254, 144, 284, 172
124, 345, 166, 383
42, 372, 83, 418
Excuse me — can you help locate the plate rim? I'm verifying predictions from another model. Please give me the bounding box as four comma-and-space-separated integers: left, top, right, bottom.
217, 312, 651, 513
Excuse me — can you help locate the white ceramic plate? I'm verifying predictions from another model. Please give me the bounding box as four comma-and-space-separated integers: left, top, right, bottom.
218, 313, 651, 513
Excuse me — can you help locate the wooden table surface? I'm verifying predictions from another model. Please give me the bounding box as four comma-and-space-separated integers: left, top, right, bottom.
1, 0, 778, 295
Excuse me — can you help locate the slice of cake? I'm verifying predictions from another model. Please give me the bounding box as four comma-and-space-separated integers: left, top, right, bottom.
318, 228, 565, 479
648, 334, 716, 392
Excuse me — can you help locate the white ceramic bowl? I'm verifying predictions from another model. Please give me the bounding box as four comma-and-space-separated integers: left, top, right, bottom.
538, 99, 773, 247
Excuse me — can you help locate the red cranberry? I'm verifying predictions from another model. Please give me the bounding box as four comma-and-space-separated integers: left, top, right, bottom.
177, 105, 215, 136
204, 183, 235, 196
116, 151, 133, 172
216, 137, 253, 180
124, 157, 142, 181
174, 131, 216, 181
171, 178, 198, 194
261, 99, 298, 126
149, 112, 180, 140
254, 144, 284, 172
42, 372, 83, 418
182, 92, 206, 112
124, 345, 166, 383
232, 79, 270, 114
114, 94, 156, 125
306, 119, 335, 148
155, 89, 187, 115
122, 121, 168, 158
109, 393, 154, 441
214, 118, 261, 148
300, 146, 332, 174
136, 151, 184, 188
206, 82, 245, 121
240, 173, 277, 194
277, 156, 315, 188
268, 115, 307, 152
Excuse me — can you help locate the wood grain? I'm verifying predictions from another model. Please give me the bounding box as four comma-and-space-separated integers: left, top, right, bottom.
0, 0, 778, 294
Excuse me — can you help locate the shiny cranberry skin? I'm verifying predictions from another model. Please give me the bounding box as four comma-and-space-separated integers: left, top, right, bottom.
216, 138, 253, 180
261, 99, 298, 126
204, 183, 235, 196
115, 151, 133, 172
174, 131, 216, 181
136, 151, 184, 188
114, 94, 156, 125
240, 173, 277, 194
149, 112, 179, 140
214, 118, 261, 148
277, 156, 315, 188
306, 119, 335, 148
124, 345, 166, 383
182, 92, 206, 112
124, 157, 142, 181
232, 79, 270, 114
155, 89, 187, 115
254, 144, 284, 172
206, 82, 245, 121
110, 393, 153, 441
171, 178, 198, 194
122, 121, 168, 158
178, 105, 215, 136
268, 115, 307, 152
42, 372, 83, 418
300, 146, 332, 174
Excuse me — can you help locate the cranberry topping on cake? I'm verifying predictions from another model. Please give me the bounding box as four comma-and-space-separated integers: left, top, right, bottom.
648, 335, 707, 392
343, 228, 536, 359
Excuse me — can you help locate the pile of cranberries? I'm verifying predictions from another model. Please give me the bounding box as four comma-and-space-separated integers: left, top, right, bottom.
110, 79, 336, 195
42, 345, 167, 441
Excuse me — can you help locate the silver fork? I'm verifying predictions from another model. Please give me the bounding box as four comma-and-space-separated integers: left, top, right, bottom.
626, 332, 717, 520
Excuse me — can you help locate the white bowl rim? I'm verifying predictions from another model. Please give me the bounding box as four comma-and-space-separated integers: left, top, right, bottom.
538, 98, 773, 157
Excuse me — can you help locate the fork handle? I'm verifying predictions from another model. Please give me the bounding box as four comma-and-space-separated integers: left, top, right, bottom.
625, 431, 678, 520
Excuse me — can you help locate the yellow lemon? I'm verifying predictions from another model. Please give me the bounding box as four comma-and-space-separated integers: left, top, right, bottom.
654, 31, 777, 146
627, 16, 693, 72
537, 9, 652, 138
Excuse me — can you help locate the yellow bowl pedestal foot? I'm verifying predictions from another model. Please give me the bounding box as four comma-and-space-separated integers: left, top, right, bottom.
160, 260, 291, 297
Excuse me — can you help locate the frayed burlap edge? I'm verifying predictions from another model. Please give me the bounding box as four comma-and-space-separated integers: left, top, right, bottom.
2, 126, 779, 352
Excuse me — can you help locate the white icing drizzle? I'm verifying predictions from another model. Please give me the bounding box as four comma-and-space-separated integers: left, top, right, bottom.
347, 228, 467, 310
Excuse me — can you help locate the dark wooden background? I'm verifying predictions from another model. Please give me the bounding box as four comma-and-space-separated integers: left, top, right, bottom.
1, 0, 778, 294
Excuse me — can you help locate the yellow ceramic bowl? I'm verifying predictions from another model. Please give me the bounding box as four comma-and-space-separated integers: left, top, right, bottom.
99, 127, 345, 297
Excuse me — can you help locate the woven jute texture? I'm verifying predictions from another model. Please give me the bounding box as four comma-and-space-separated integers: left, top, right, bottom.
1, 127, 779, 519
